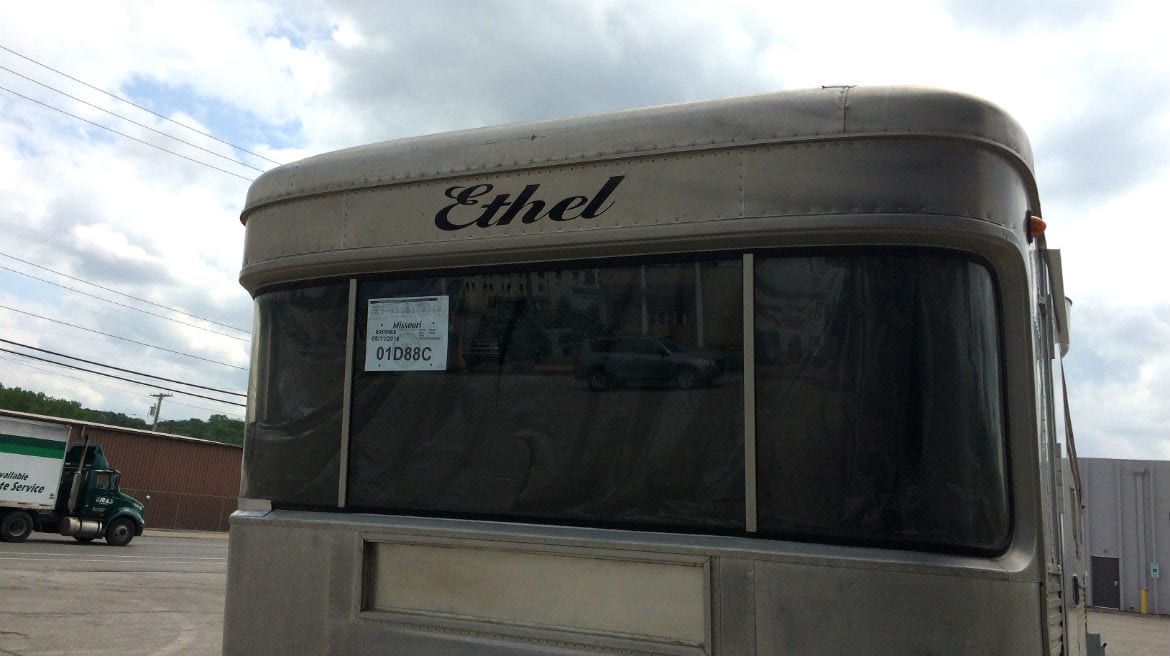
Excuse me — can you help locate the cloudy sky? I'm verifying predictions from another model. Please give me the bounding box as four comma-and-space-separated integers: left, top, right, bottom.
0, 0, 1167, 459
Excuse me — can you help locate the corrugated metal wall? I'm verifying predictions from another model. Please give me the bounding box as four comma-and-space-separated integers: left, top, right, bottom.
2, 410, 241, 532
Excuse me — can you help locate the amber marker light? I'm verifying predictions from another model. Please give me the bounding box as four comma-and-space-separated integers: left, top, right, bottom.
1027, 214, 1047, 242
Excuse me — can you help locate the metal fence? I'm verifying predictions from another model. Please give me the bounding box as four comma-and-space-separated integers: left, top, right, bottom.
123, 488, 235, 532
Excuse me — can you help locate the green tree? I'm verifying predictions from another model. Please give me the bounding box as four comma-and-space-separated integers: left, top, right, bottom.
0, 382, 242, 446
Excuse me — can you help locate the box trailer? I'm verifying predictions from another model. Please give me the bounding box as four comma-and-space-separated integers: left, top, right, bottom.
1, 417, 145, 545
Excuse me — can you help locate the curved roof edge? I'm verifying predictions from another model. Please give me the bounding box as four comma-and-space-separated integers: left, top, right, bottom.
241, 86, 1035, 223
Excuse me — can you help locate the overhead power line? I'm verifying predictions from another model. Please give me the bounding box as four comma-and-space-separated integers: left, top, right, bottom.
0, 303, 246, 371
0, 352, 243, 420
0, 64, 264, 173
0, 338, 246, 397
0, 83, 254, 182
0, 351, 157, 400
0, 347, 245, 407
0, 250, 250, 335
0, 264, 250, 342
0, 43, 283, 167
164, 397, 245, 421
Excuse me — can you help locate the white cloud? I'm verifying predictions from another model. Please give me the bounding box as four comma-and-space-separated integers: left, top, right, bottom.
72, 223, 154, 262
0, 0, 1166, 456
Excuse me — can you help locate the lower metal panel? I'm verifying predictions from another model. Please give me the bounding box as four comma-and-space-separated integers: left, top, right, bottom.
364, 539, 710, 653
223, 511, 1045, 655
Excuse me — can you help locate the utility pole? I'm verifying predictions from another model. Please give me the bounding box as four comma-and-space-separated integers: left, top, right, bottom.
149, 393, 172, 431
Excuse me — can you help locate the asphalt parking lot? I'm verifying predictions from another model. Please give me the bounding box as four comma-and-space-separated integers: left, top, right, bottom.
0, 530, 226, 655
1087, 607, 1170, 656
1, 530, 1167, 655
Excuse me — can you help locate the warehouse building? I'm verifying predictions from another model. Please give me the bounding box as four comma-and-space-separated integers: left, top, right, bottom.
0, 409, 241, 532
1082, 457, 1169, 615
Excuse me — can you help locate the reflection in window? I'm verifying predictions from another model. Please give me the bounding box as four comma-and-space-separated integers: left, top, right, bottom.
753, 252, 1008, 552
347, 260, 745, 531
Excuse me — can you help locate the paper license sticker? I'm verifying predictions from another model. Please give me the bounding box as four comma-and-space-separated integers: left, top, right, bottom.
365, 296, 449, 371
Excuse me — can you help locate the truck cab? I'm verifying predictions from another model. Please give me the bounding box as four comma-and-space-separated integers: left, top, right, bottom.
54, 445, 145, 546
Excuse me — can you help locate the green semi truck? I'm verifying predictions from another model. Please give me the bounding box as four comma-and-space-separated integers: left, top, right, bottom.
0, 416, 145, 546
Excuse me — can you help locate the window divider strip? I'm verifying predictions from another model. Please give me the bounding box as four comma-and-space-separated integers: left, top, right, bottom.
338, 278, 358, 508
743, 253, 758, 533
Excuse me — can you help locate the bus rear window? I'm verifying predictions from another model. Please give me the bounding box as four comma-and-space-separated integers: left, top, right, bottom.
242, 283, 348, 506
346, 260, 745, 531
753, 252, 1009, 552
242, 251, 1009, 552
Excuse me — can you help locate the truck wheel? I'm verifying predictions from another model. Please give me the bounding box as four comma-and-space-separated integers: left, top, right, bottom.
104, 518, 135, 546
1, 510, 34, 542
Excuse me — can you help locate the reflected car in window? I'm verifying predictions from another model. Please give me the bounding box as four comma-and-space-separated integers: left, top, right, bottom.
573, 336, 723, 391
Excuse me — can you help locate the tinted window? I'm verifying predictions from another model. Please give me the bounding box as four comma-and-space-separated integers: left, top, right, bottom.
242, 283, 348, 505
347, 260, 745, 530
244, 251, 1009, 554
753, 252, 1008, 551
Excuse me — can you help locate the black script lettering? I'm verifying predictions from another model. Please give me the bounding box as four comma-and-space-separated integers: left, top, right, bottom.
473, 184, 550, 227
547, 195, 588, 221
434, 176, 626, 231
494, 184, 547, 226
578, 175, 625, 219
435, 184, 493, 230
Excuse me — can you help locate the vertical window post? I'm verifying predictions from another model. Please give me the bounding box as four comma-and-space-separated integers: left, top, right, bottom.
694, 262, 705, 348
743, 253, 757, 533
338, 278, 358, 508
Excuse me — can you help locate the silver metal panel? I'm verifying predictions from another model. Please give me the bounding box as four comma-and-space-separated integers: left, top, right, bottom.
241, 150, 751, 292
843, 86, 1034, 164
222, 519, 332, 655
713, 558, 756, 655
1059, 458, 1089, 655
331, 624, 558, 655
742, 140, 1027, 224
1047, 249, 1071, 355
1046, 567, 1066, 654
364, 539, 710, 651
241, 87, 846, 212
752, 560, 1044, 654
243, 510, 1041, 579
243, 193, 344, 265
238, 87, 1041, 296
235, 497, 270, 512
242, 87, 1033, 216
239, 143, 1035, 294
337, 153, 742, 247
327, 530, 365, 633
226, 511, 1049, 654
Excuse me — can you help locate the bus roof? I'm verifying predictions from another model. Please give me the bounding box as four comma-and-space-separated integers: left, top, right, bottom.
242, 86, 1033, 219
238, 86, 1040, 294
